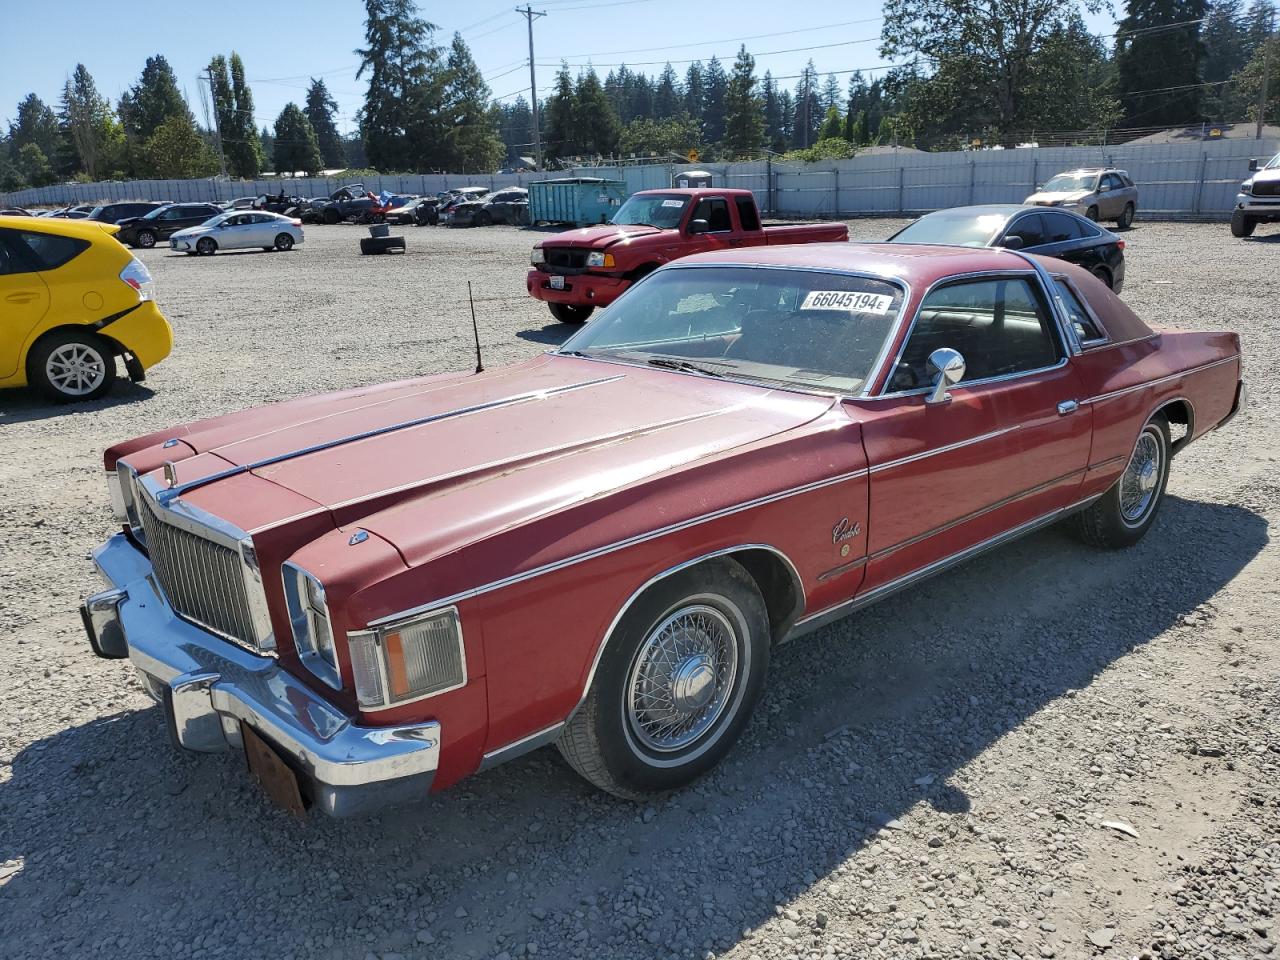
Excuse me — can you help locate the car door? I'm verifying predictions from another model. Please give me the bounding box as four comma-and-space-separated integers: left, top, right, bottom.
219, 214, 252, 248
1032, 211, 1097, 270
1098, 174, 1122, 218
682, 196, 737, 255
0, 230, 51, 378
999, 211, 1047, 251
244, 213, 274, 246
854, 272, 1092, 593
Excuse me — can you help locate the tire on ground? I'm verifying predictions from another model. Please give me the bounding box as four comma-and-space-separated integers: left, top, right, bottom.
1070, 415, 1171, 549
556, 557, 770, 800
27, 329, 117, 403
548, 303, 594, 324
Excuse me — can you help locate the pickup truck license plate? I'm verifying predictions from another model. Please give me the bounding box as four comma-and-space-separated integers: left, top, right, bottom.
549, 275, 565, 290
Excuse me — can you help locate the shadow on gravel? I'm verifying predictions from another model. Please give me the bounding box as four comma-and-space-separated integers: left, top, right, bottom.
516, 323, 578, 346
0, 381, 156, 426
0, 495, 1266, 960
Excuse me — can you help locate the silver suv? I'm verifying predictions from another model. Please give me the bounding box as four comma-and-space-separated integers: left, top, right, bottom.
1025, 168, 1138, 228
1231, 153, 1280, 238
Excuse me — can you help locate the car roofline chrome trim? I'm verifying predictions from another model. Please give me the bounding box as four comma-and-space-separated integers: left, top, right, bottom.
160, 375, 626, 501
785, 492, 1104, 641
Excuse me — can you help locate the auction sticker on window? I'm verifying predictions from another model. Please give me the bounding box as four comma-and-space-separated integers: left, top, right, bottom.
661, 199, 686, 208
800, 290, 894, 314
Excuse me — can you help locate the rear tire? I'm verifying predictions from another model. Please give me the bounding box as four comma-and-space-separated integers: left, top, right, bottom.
556, 558, 770, 800
28, 330, 117, 403
1117, 203, 1134, 229
274, 233, 294, 251
1071, 416, 1170, 549
548, 303, 594, 324
1090, 265, 1114, 290
1230, 210, 1256, 238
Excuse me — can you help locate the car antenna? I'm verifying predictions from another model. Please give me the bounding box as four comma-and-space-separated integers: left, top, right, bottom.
468, 281, 484, 374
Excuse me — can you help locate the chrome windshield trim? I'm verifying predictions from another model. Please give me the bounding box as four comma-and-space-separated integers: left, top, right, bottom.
1082, 355, 1239, 405
163, 375, 626, 501
557, 262, 912, 401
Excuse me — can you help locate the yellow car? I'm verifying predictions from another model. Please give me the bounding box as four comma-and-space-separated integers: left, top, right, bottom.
0, 215, 172, 402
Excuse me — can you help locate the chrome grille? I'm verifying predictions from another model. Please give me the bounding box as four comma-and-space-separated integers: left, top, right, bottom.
136, 491, 262, 649
1252, 180, 1279, 198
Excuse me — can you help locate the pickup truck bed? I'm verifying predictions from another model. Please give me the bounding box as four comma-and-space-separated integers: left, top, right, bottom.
527, 187, 849, 323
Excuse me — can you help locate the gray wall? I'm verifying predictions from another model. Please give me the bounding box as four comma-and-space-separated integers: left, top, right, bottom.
4, 138, 1275, 220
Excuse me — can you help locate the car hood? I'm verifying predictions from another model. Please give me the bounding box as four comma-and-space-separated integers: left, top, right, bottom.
1025, 190, 1092, 204
170, 224, 215, 238
158, 355, 834, 565
1249, 168, 1280, 185
540, 223, 666, 250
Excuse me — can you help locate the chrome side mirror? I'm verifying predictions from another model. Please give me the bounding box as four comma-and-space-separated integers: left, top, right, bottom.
926, 348, 966, 404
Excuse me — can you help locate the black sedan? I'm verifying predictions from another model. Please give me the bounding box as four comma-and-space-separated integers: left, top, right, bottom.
888, 204, 1126, 292
87, 201, 166, 224
115, 202, 224, 249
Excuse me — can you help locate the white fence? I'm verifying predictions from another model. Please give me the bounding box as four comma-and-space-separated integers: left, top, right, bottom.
3, 137, 1275, 220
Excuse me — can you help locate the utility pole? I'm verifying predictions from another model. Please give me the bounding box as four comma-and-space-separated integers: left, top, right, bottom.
1257, 12, 1275, 140
200, 68, 229, 179
518, 6, 547, 171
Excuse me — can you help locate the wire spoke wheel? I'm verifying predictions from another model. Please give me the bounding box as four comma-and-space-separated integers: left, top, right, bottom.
1119, 428, 1163, 525
45, 342, 107, 397
625, 603, 740, 753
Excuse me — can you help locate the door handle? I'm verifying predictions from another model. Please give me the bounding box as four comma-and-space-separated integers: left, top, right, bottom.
5, 293, 38, 304
1057, 400, 1079, 415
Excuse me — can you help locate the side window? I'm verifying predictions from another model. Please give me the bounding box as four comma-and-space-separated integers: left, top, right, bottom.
1042, 212, 1081, 244
1004, 213, 1046, 248
890, 277, 1061, 390
735, 196, 761, 231
1053, 278, 1105, 342
1103, 174, 1122, 191
158, 207, 182, 220
0, 232, 29, 275
13, 231, 90, 270
692, 197, 731, 232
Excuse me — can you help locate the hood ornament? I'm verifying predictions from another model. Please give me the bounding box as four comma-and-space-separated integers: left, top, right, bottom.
163, 461, 178, 489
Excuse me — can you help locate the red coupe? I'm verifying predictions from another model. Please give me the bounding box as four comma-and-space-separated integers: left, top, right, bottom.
81, 244, 1246, 816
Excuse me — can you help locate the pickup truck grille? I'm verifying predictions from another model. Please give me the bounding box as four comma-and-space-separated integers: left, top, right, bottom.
541, 247, 589, 270
136, 490, 265, 651
1251, 180, 1279, 198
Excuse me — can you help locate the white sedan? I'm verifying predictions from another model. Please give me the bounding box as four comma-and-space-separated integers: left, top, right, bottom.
169, 211, 304, 255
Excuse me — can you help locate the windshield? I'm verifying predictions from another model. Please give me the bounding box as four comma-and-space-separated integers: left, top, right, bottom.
1266, 154, 1280, 170
560, 266, 905, 395
890, 211, 1008, 247
1042, 173, 1097, 193
612, 193, 688, 228
142, 205, 172, 220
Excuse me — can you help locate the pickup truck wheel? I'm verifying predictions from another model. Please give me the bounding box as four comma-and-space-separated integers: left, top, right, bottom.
28, 330, 117, 402
548, 303, 594, 324
557, 558, 769, 800
1071, 415, 1170, 549
1230, 211, 1256, 238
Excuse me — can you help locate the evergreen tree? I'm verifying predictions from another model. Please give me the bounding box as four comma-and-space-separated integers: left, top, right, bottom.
1115, 0, 1208, 126
702, 56, 729, 142
355, 0, 448, 171
442, 33, 505, 172
8, 94, 61, 162
777, 89, 795, 146
208, 53, 264, 177
792, 61, 822, 148
762, 71, 786, 152
119, 55, 191, 142
684, 61, 706, 127
818, 105, 845, 140
574, 68, 621, 156
629, 73, 655, 121
821, 73, 843, 112
305, 78, 346, 168
59, 64, 123, 180
259, 125, 275, 161
654, 64, 681, 118
544, 63, 578, 161
722, 46, 764, 158
273, 103, 323, 175
1244, 0, 1278, 54
144, 114, 219, 178
619, 115, 702, 155
16, 142, 55, 186
499, 96, 534, 165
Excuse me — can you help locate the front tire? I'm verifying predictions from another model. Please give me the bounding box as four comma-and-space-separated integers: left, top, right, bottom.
274, 233, 294, 251
557, 558, 770, 800
1071, 416, 1171, 549
1230, 210, 1256, 238
548, 302, 594, 324
135, 229, 156, 249
28, 330, 117, 403
196, 237, 217, 256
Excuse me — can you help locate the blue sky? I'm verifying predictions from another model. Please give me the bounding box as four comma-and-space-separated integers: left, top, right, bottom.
1, 0, 1118, 136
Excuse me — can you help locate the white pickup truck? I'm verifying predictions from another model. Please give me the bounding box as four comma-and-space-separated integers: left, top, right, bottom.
1231, 152, 1280, 237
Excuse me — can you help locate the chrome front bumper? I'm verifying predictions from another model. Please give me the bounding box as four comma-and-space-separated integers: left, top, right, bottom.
81, 532, 441, 817
1236, 193, 1280, 216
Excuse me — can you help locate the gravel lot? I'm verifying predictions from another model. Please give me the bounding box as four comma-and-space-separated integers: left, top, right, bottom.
1, 219, 1277, 960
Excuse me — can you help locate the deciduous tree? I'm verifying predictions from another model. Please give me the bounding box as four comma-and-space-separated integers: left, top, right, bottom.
144, 114, 219, 178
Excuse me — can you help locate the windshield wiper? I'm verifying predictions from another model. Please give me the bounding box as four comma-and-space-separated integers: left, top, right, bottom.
645, 356, 725, 377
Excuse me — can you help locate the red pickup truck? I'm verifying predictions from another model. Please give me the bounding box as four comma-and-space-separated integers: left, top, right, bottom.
526, 188, 849, 322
